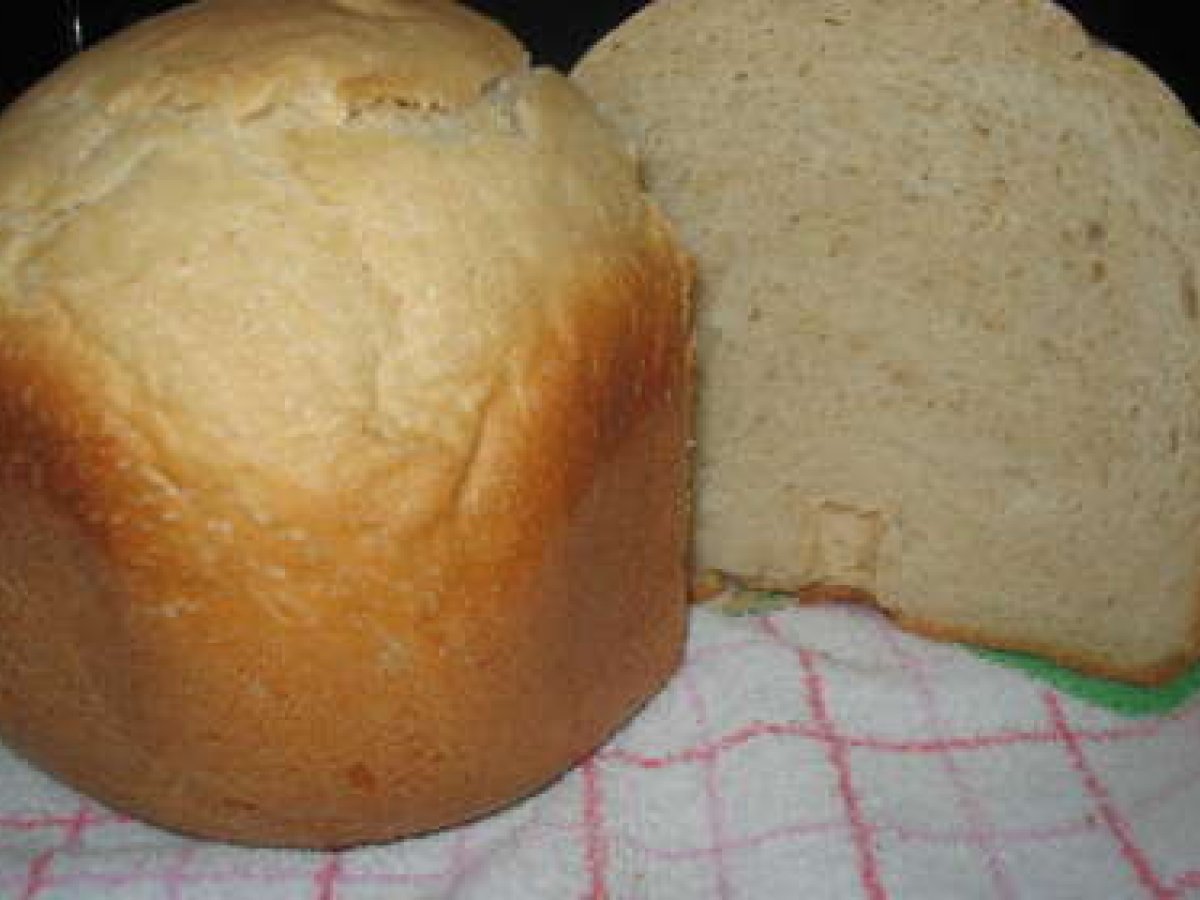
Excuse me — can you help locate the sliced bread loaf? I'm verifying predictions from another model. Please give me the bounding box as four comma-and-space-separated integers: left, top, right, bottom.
575, 0, 1200, 683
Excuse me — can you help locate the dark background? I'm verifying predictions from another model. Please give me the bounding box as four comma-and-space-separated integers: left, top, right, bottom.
2, 2, 1196, 116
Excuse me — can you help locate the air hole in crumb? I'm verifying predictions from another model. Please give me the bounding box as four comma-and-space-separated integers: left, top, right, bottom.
1085, 220, 1106, 243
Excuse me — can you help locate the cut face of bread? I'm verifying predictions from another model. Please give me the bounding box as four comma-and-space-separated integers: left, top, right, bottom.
575, 0, 1200, 683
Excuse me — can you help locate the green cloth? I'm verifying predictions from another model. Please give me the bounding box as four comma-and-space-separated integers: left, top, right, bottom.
704, 586, 1200, 717
974, 648, 1200, 717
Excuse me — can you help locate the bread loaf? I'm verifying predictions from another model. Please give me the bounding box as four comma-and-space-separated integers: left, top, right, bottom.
0, 0, 692, 847
575, 0, 1200, 683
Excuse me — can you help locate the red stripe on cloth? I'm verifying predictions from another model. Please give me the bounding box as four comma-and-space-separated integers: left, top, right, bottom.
62, 802, 100, 845
6, 864, 460, 894
684, 637, 782, 666
680, 669, 734, 900
580, 755, 610, 900
618, 819, 849, 861
1171, 869, 1200, 890
880, 623, 1016, 899
600, 722, 1075, 771
17, 800, 97, 900
163, 847, 197, 900
600, 721, 816, 768
1045, 691, 1176, 900
18, 849, 54, 900
313, 853, 343, 900
0, 813, 125, 831
439, 829, 474, 895
791, 640, 889, 900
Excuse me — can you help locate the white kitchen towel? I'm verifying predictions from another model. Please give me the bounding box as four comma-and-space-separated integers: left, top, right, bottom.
3, 602, 1199, 899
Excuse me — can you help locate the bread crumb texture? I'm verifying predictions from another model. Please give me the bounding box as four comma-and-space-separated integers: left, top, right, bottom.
0, 0, 692, 846
575, 0, 1200, 683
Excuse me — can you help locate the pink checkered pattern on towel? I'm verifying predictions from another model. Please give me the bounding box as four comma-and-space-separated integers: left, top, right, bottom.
3, 605, 1200, 899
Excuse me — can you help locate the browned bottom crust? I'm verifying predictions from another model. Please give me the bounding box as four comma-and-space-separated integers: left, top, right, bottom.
692, 570, 1200, 687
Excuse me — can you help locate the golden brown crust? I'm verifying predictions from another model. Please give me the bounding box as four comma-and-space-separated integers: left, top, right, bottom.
696, 571, 1199, 687
0, 239, 691, 847
0, 0, 693, 848
886, 606, 1200, 688
8, 0, 525, 119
